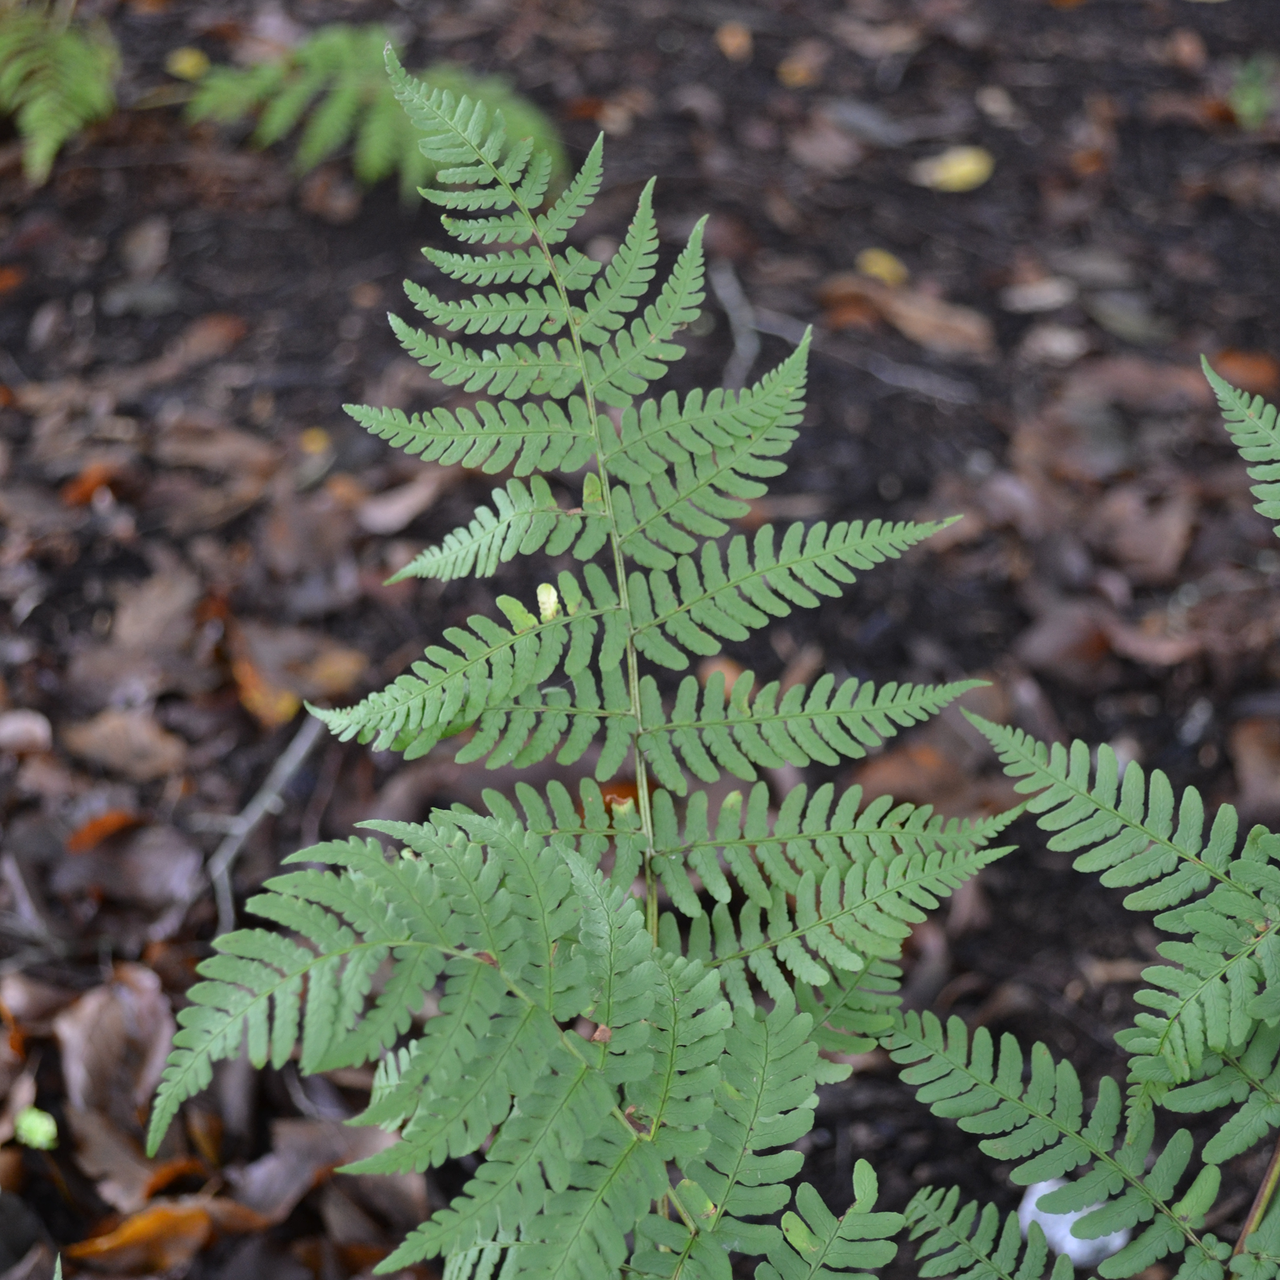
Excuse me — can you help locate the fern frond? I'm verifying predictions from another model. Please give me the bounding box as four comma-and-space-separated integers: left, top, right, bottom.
313, 568, 625, 759
887, 1012, 1231, 1279
390, 476, 600, 582
584, 219, 706, 407
631, 519, 949, 671
604, 340, 809, 570
664, 1005, 837, 1263
147, 835, 446, 1153
345, 395, 595, 476
689, 838, 1006, 1012
1165, 1022, 1280, 1164
190, 27, 563, 198
969, 715, 1280, 1089
1203, 356, 1280, 536
752, 1162, 902, 1280
905, 1188, 1073, 1280
0, 10, 117, 184
640, 672, 980, 791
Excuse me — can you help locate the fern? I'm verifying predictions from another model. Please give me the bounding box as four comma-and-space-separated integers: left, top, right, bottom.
148, 49, 1039, 1279
0, 2, 117, 185
187, 25, 563, 198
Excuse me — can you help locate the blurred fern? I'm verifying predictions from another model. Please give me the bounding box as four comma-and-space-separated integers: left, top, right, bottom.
0, 0, 117, 184
186, 24, 564, 198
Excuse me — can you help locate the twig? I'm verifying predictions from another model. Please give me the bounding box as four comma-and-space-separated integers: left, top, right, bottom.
1235, 1129, 1280, 1255
708, 258, 761, 392
207, 715, 327, 936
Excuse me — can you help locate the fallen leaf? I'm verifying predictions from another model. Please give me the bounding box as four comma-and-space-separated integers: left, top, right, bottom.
63, 709, 188, 782
855, 248, 909, 288
67, 1200, 211, 1271
999, 277, 1078, 313
1090, 483, 1197, 584
166, 46, 211, 81
1015, 600, 1117, 687
788, 114, 864, 175
52, 824, 203, 917
909, 146, 995, 192
1212, 350, 1280, 395
111, 562, 202, 652
228, 1118, 406, 1225
1230, 719, 1280, 817
229, 621, 367, 728
0, 265, 26, 295
153, 407, 279, 478
59, 460, 125, 507
65, 808, 140, 852
777, 39, 829, 88
1082, 290, 1173, 345
355, 465, 462, 535
817, 274, 995, 362
0, 711, 51, 755
299, 165, 363, 224
715, 21, 752, 62
63, 1106, 161, 1213
52, 962, 175, 1131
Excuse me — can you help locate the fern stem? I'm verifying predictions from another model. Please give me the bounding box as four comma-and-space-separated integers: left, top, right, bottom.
1235, 1130, 1280, 1256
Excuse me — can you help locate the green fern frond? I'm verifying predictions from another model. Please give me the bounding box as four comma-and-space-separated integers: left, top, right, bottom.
1202, 357, 1280, 536
630, 519, 949, 671
148, 834, 447, 1153
905, 1189, 1074, 1280
312, 567, 625, 759
968, 714, 1280, 1090
0, 8, 117, 184
607, 341, 810, 571
645, 1004, 841, 1270
887, 1012, 1232, 1279
689, 838, 1007, 1011
640, 673, 981, 790
345, 395, 596, 476
189, 25, 563, 198
753, 1161, 902, 1280
389, 476, 601, 582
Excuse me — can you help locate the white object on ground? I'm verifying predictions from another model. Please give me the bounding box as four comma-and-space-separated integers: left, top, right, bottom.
1018, 1179, 1130, 1268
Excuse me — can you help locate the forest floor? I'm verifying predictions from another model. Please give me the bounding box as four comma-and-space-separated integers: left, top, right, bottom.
3, 0, 1280, 1275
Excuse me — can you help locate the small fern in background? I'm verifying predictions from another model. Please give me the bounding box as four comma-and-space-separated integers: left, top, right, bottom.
186, 25, 564, 198
0, 0, 117, 184
145, 42, 1280, 1280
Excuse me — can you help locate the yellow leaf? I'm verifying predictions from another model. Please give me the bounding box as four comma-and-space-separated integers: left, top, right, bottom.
165, 47, 211, 82
909, 145, 995, 192
715, 22, 752, 62
855, 248, 910, 288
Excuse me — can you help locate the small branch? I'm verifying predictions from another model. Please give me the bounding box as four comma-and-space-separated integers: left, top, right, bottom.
707, 259, 760, 393
207, 715, 327, 936
1235, 1128, 1280, 1255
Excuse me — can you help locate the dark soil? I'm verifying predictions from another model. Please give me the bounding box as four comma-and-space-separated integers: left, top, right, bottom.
4, 0, 1280, 1274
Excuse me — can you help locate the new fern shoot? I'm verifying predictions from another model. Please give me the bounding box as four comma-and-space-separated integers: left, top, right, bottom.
148, 48, 1280, 1280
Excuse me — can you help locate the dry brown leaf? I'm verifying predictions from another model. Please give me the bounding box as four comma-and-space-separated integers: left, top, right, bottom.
355, 465, 462, 535
1230, 718, 1280, 817
228, 1118, 405, 1225
228, 621, 367, 728
62, 709, 188, 782
788, 115, 864, 176
63, 1106, 160, 1213
153, 409, 279, 478
1211, 349, 1280, 395
52, 824, 203, 917
110, 564, 201, 652
1090, 483, 1197, 584
829, 16, 923, 58
1015, 600, 1118, 687
52, 962, 174, 1131
817, 274, 995, 361
67, 1199, 211, 1271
